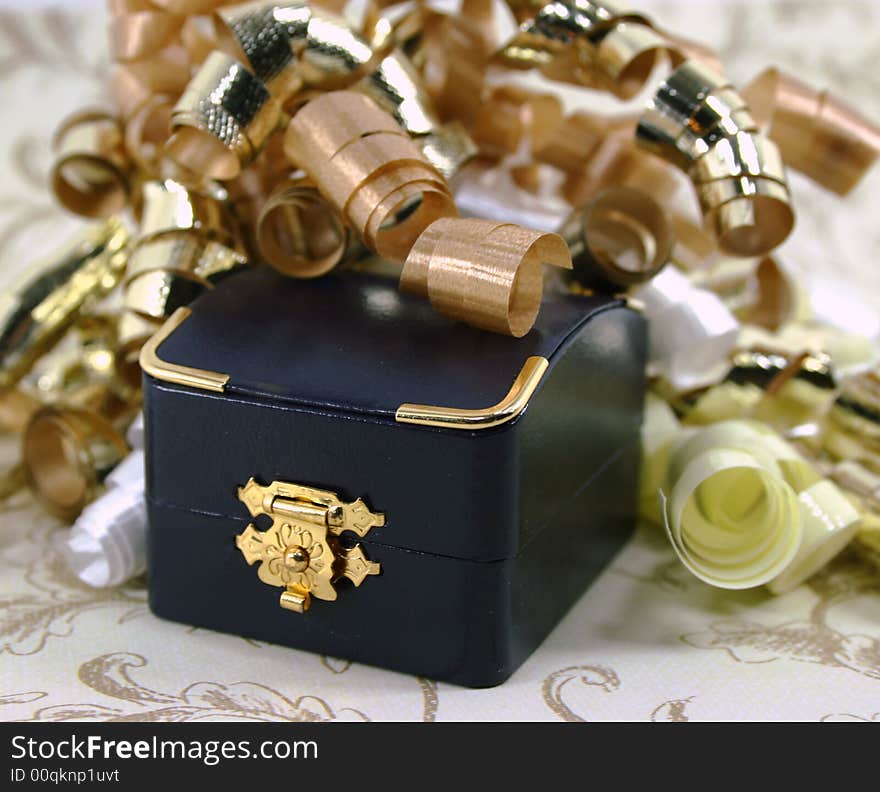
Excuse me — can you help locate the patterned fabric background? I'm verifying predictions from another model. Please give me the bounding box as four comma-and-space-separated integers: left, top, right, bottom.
0, 1, 879, 722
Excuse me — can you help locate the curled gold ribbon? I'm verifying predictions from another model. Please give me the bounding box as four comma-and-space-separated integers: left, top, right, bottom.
497, 1, 666, 97
193, 239, 249, 284
691, 132, 786, 185
470, 85, 564, 158
297, 6, 381, 89
498, 0, 649, 67
123, 235, 246, 319
356, 49, 436, 137
588, 22, 669, 100
212, 0, 310, 99
116, 311, 161, 390
354, 47, 479, 178
399, 217, 572, 337
637, 60, 738, 168
123, 92, 176, 174
114, 42, 194, 97
743, 67, 880, 196
168, 51, 282, 180
284, 90, 457, 261
416, 122, 479, 182
416, 11, 488, 127
23, 405, 130, 523
677, 96, 756, 163
122, 178, 246, 319
697, 177, 794, 259
533, 111, 609, 174
687, 133, 793, 257
108, 0, 184, 63
505, 0, 643, 34
52, 110, 131, 218
0, 389, 42, 434
561, 132, 684, 209
256, 180, 350, 277
125, 266, 206, 319
637, 60, 794, 257
34, 315, 127, 400
137, 178, 233, 245
562, 186, 673, 288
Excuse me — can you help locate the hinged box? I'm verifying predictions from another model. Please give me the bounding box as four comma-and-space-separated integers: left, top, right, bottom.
142, 268, 646, 687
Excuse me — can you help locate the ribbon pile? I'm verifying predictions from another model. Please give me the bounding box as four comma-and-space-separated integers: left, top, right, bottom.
0, 0, 879, 591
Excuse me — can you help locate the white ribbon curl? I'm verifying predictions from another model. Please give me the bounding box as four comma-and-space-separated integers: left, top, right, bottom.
61, 414, 146, 587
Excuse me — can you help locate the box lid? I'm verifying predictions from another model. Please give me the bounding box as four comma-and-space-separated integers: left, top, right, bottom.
142, 267, 624, 422
142, 267, 644, 563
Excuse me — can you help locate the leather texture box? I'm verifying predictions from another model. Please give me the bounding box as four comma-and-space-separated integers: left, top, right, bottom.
141, 267, 646, 687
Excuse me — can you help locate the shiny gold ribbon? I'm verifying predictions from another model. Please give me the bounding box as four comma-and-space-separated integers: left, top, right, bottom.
212, 1, 310, 99
354, 46, 478, 178
168, 51, 282, 180
0, 219, 129, 391
136, 178, 233, 245
636, 60, 794, 257
297, 6, 382, 89
52, 110, 131, 218
496, 1, 668, 97
23, 405, 131, 523
637, 60, 739, 168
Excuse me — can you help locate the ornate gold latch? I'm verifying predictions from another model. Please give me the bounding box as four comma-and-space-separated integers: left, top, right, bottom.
235, 478, 385, 613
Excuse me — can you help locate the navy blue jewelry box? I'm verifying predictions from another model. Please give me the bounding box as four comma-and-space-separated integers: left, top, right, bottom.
140, 267, 646, 687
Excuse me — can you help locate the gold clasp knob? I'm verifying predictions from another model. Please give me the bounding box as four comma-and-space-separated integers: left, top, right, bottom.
234, 478, 385, 613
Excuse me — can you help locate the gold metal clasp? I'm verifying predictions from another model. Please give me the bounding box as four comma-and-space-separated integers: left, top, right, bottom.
235, 478, 385, 613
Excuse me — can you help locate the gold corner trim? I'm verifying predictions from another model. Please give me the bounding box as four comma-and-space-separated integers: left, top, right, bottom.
395, 356, 549, 430
139, 307, 230, 393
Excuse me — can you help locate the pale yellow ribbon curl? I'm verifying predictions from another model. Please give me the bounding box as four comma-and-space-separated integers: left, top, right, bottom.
656, 418, 859, 592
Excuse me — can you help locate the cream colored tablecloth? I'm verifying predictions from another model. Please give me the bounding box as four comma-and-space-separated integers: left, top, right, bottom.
1, 1, 879, 722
